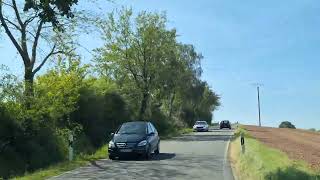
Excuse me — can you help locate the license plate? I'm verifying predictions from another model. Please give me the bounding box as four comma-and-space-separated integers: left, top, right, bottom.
120, 149, 132, 152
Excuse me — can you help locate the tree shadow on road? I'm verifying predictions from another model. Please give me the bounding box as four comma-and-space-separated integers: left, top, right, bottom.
90, 160, 108, 170
265, 166, 320, 180
114, 153, 176, 162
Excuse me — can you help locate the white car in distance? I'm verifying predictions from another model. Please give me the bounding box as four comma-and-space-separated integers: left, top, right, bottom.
193, 121, 209, 132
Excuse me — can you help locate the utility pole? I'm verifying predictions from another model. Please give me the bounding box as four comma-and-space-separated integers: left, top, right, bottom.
257, 86, 261, 127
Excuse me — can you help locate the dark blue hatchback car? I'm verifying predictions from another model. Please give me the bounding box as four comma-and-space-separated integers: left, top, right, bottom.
108, 121, 160, 160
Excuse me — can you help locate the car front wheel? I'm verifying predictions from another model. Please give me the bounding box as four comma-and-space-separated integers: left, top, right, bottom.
155, 143, 160, 155
145, 146, 152, 160
109, 155, 115, 160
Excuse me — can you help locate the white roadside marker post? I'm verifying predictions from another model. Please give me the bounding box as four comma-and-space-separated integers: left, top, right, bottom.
69, 133, 74, 161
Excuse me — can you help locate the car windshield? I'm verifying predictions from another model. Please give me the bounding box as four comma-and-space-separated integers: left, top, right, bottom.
117, 122, 146, 134
196, 121, 207, 125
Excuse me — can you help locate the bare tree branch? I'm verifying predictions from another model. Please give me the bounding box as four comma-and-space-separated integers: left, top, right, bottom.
10, 0, 30, 64
0, 1, 28, 64
24, 13, 38, 26
31, 20, 44, 64
3, 16, 21, 30
2, 1, 14, 8
33, 45, 74, 75
33, 44, 57, 74
11, 0, 23, 28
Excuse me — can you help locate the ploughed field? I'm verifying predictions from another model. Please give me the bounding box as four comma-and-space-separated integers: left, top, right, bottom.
244, 125, 320, 169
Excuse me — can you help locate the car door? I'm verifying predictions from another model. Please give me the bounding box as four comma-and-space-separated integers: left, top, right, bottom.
150, 123, 159, 151
147, 123, 156, 151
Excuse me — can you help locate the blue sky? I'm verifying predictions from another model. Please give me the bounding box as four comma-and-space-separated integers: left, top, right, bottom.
1, 0, 320, 129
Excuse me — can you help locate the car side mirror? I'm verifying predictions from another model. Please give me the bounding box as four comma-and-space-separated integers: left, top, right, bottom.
110, 133, 115, 137
148, 132, 155, 136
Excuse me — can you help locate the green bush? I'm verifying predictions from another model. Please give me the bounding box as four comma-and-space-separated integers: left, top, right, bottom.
73, 134, 95, 155
279, 121, 296, 129
74, 89, 130, 148
150, 105, 172, 135
0, 106, 67, 179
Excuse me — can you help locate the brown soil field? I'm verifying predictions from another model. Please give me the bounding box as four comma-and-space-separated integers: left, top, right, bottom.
244, 125, 320, 169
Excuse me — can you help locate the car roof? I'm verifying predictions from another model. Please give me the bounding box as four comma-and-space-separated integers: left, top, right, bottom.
122, 121, 148, 125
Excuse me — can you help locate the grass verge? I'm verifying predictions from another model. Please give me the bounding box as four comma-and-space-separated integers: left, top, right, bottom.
229, 126, 320, 180
14, 145, 108, 180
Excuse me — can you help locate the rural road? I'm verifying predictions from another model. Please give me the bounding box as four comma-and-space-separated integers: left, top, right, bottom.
50, 128, 234, 180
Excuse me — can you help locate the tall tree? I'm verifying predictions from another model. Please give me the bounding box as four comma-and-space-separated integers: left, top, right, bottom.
0, 0, 78, 103
96, 8, 177, 120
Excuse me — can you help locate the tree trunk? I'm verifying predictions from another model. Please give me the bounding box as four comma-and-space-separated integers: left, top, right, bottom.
168, 91, 176, 120
24, 66, 34, 108
139, 91, 149, 120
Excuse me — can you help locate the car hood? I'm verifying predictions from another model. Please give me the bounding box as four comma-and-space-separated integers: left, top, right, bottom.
113, 133, 146, 143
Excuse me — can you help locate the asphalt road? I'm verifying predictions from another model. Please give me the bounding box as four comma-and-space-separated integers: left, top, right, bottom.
50, 128, 234, 180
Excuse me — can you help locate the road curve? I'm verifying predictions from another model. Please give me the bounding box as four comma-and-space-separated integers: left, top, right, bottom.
49, 128, 234, 180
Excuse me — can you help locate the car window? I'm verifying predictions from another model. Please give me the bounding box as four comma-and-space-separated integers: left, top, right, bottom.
147, 123, 153, 134
196, 121, 207, 125
150, 123, 157, 134
117, 122, 146, 134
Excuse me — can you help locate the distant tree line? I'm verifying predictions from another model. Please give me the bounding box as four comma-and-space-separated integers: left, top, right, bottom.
279, 121, 296, 129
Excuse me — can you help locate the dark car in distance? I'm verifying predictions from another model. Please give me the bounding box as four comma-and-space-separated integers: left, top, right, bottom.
220, 120, 231, 129
108, 121, 160, 160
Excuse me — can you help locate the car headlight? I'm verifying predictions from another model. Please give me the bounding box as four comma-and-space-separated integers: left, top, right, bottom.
109, 141, 115, 148
137, 140, 147, 146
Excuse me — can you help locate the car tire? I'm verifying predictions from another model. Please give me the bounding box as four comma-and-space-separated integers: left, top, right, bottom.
109, 155, 115, 160
145, 147, 151, 160
155, 143, 160, 155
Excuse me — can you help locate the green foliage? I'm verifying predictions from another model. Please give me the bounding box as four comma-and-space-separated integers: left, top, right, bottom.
73, 83, 130, 148
0, 7, 220, 179
0, 105, 67, 178
95, 8, 220, 126
95, 8, 178, 119
23, 0, 78, 30
32, 58, 86, 128
279, 121, 296, 129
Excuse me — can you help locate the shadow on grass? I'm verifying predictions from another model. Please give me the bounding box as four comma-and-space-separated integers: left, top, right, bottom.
265, 166, 320, 180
